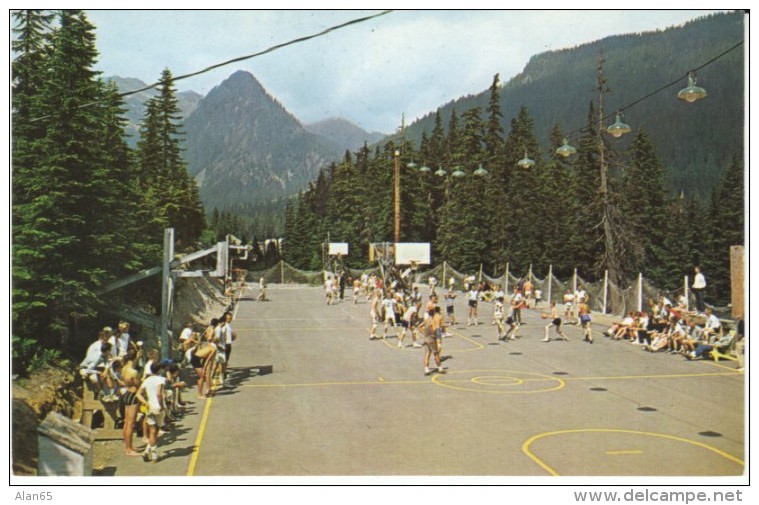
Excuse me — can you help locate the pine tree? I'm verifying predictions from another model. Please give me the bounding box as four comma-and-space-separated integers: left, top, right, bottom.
135, 68, 205, 248
702, 154, 744, 304
13, 10, 141, 353
621, 128, 669, 284
501, 106, 543, 275
536, 126, 576, 278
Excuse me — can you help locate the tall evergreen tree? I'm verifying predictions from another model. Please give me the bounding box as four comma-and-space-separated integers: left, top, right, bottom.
13, 10, 140, 353
135, 68, 205, 248
702, 154, 744, 304
621, 128, 668, 284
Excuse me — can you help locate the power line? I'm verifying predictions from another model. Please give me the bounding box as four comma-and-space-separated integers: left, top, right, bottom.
30, 10, 394, 122
119, 10, 394, 99
565, 39, 744, 139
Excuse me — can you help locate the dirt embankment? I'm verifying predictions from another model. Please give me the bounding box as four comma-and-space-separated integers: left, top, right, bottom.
12, 277, 230, 476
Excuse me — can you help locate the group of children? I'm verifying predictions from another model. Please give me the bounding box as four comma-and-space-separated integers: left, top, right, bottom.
78, 321, 188, 463
601, 298, 743, 369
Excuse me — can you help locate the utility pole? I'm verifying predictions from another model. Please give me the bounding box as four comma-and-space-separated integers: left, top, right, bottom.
596, 55, 622, 286
394, 149, 400, 244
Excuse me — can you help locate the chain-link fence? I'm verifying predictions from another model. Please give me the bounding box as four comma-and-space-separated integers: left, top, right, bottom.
246, 260, 712, 317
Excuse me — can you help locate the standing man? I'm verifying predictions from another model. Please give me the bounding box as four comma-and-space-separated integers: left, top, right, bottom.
338, 271, 347, 302
220, 311, 235, 386
422, 308, 445, 376
692, 266, 707, 313
109, 321, 131, 358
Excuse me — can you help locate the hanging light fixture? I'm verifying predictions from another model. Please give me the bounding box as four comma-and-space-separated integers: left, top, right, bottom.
406, 161, 418, 170
419, 164, 431, 173
451, 166, 466, 178
517, 151, 535, 169
606, 111, 631, 138
677, 71, 707, 103
473, 164, 489, 176
435, 166, 447, 177
556, 138, 577, 158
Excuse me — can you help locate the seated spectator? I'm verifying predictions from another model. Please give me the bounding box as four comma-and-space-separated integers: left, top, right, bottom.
685, 331, 735, 360
674, 320, 698, 355
699, 308, 722, 343
630, 312, 652, 346
79, 341, 115, 400
101, 358, 125, 402
735, 318, 745, 371
162, 362, 186, 422
605, 312, 635, 340
658, 292, 674, 310
82, 328, 112, 366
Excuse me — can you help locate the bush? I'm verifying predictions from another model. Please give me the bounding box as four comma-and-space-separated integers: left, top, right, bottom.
12, 335, 67, 376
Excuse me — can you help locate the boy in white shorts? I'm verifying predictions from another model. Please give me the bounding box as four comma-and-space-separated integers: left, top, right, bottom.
135, 362, 166, 462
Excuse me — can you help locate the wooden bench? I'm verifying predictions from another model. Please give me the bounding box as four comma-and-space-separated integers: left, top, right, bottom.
80, 381, 122, 440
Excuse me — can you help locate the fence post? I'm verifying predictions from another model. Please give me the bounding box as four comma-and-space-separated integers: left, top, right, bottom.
160, 228, 175, 360
602, 270, 608, 315
505, 262, 510, 294
528, 263, 533, 283
547, 264, 553, 304
280, 260, 285, 285
637, 272, 643, 312
478, 263, 483, 284
443, 261, 447, 290
572, 268, 578, 315
684, 275, 690, 312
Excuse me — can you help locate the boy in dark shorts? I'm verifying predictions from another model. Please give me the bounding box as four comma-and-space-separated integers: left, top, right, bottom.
444, 286, 457, 326
542, 301, 568, 341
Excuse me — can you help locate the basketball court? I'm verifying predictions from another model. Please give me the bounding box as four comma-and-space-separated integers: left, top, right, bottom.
104, 284, 745, 479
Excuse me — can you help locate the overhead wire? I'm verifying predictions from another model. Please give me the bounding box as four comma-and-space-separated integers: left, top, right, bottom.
29, 9, 394, 122
119, 10, 394, 99
564, 39, 744, 140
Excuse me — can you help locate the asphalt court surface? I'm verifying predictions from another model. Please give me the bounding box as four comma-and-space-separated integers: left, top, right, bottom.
108, 285, 746, 478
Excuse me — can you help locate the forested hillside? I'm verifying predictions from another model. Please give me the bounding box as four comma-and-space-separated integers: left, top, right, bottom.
404, 11, 743, 197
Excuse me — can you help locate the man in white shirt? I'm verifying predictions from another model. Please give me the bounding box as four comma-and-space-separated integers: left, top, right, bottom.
692, 266, 707, 313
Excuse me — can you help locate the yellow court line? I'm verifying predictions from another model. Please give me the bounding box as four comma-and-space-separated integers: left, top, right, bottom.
239, 379, 430, 388
236, 370, 740, 391
522, 428, 744, 476
449, 330, 487, 351
186, 396, 213, 477
233, 318, 361, 322
233, 326, 358, 331
562, 371, 742, 381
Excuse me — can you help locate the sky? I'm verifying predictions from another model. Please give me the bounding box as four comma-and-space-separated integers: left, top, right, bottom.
1, 7, 750, 496
80, 9, 731, 134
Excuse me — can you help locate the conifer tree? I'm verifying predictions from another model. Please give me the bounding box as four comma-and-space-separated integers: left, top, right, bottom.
13, 10, 140, 351
702, 154, 744, 304
536, 126, 576, 278
135, 68, 205, 248
622, 128, 668, 284
501, 106, 543, 275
